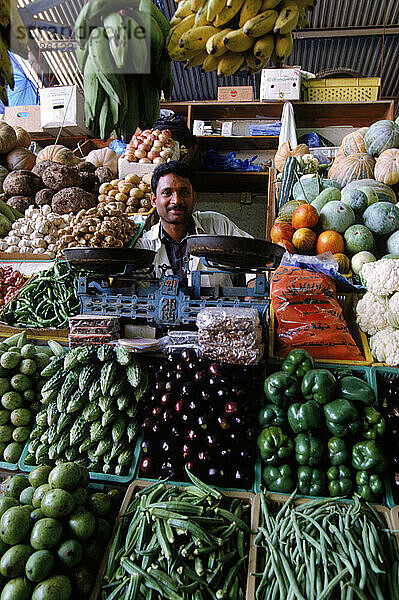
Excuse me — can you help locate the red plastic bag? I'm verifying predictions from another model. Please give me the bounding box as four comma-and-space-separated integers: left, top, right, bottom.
271, 265, 363, 361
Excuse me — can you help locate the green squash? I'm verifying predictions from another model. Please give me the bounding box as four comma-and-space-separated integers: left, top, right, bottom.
362, 202, 399, 235
342, 179, 397, 204
364, 120, 399, 156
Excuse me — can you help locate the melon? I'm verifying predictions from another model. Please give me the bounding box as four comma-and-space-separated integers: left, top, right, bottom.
387, 231, 399, 255
351, 251, 377, 275
341, 188, 368, 218
341, 179, 397, 204
344, 224, 375, 254
361, 187, 379, 207
319, 201, 356, 233
292, 176, 341, 202
277, 199, 308, 223
362, 202, 399, 236
311, 187, 341, 214
364, 120, 399, 156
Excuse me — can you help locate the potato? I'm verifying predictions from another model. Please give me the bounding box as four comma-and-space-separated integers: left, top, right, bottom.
124, 173, 140, 185
126, 197, 140, 207
110, 179, 121, 187
138, 182, 148, 193
118, 182, 133, 194
98, 194, 108, 202
130, 187, 144, 200
99, 183, 113, 194
115, 192, 128, 203
142, 173, 152, 186
140, 198, 151, 210
108, 189, 119, 198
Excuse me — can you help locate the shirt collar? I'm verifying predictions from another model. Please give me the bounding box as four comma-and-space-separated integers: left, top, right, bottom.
158, 215, 201, 242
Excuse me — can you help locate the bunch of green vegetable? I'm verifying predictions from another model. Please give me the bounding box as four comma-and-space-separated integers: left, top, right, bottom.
24, 343, 148, 476
258, 349, 386, 499
100, 467, 252, 600
0, 331, 60, 465
1, 261, 80, 329
254, 489, 399, 600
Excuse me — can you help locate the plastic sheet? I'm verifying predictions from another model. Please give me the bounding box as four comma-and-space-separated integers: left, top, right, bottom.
203, 149, 262, 172
196, 307, 260, 331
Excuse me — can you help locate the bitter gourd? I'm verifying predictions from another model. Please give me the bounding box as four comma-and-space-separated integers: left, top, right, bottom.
126, 360, 141, 388
97, 345, 114, 362
79, 364, 98, 391
66, 390, 87, 414
82, 401, 102, 422
100, 361, 117, 395
115, 346, 131, 366
89, 379, 101, 402
70, 416, 87, 446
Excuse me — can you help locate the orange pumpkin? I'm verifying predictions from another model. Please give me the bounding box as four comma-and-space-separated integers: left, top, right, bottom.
292, 228, 316, 253
374, 148, 399, 186
274, 141, 310, 172
328, 153, 375, 187
292, 204, 319, 230
316, 231, 345, 255
341, 128, 368, 156
333, 253, 351, 274
270, 222, 294, 244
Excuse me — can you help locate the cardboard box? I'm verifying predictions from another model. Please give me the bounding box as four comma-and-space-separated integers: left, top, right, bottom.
260, 68, 301, 101
217, 86, 254, 102
3, 105, 43, 134
40, 85, 90, 136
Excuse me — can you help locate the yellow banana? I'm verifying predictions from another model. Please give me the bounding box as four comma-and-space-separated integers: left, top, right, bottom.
178, 25, 217, 51
243, 9, 277, 37
166, 14, 196, 54
175, 0, 193, 18
275, 31, 293, 59
217, 52, 245, 76
273, 4, 299, 33
223, 28, 253, 52
261, 0, 280, 8
185, 50, 208, 68
239, 0, 262, 28
298, 7, 309, 27
168, 46, 199, 60
206, 0, 226, 22
195, 1, 211, 26
253, 32, 274, 60
191, 0, 205, 11
103, 11, 128, 70
201, 53, 220, 71
206, 27, 232, 55
170, 16, 182, 26
214, 0, 245, 28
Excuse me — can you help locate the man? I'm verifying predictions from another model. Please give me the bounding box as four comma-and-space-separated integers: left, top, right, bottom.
135, 161, 253, 287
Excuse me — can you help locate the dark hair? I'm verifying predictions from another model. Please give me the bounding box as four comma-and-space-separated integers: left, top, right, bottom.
151, 161, 195, 194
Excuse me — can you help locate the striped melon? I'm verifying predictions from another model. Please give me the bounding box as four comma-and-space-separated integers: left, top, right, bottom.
277, 199, 308, 223
342, 179, 397, 204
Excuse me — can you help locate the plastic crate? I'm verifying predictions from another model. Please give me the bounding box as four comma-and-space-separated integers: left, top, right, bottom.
90, 479, 259, 600
269, 293, 374, 365
302, 77, 381, 102
18, 433, 143, 486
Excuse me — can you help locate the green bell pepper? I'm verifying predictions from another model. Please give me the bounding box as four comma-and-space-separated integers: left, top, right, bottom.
288, 400, 322, 434
327, 436, 350, 466
324, 398, 361, 437
333, 368, 354, 381
352, 441, 387, 473
258, 404, 286, 429
257, 426, 293, 465
297, 466, 326, 496
327, 465, 353, 497
355, 470, 383, 501
301, 369, 337, 405
264, 371, 300, 408
362, 406, 386, 440
295, 434, 323, 466
263, 464, 295, 493
281, 349, 314, 379
338, 376, 375, 406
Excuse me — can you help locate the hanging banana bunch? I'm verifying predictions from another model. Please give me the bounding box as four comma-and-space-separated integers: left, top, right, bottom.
0, 0, 29, 105
76, 0, 172, 141
167, 0, 316, 75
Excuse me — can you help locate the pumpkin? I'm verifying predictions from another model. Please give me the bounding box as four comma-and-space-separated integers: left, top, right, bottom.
316, 231, 345, 255
292, 228, 316, 253
6, 147, 36, 171
341, 128, 368, 156
270, 222, 293, 244
374, 148, 399, 186
364, 120, 399, 157
0, 122, 17, 154
292, 204, 319, 230
333, 253, 351, 274
36, 145, 81, 166
14, 126, 31, 149
327, 153, 375, 187
342, 179, 396, 204
274, 141, 309, 172
86, 148, 118, 176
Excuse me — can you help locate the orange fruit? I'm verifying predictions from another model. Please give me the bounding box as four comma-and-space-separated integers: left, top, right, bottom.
292, 228, 317, 253
334, 253, 351, 274
292, 204, 319, 230
316, 231, 345, 255
270, 222, 294, 244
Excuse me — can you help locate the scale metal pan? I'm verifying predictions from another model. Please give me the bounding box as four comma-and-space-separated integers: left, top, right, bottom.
186, 235, 285, 269
64, 247, 156, 274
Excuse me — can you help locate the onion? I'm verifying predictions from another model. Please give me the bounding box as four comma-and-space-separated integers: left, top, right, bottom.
146, 134, 156, 142
152, 140, 162, 149
147, 150, 160, 161
142, 129, 152, 136
153, 157, 166, 165
135, 149, 147, 159
132, 139, 140, 149
152, 129, 161, 136
139, 158, 151, 163
158, 134, 168, 143
162, 129, 172, 138
160, 148, 173, 159
138, 143, 151, 152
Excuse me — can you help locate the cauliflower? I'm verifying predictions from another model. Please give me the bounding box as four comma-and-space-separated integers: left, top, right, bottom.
356, 291, 389, 335
388, 292, 399, 329
369, 327, 399, 366
360, 259, 399, 296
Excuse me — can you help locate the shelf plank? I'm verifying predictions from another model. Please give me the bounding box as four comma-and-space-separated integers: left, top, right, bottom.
196, 135, 279, 150
193, 171, 268, 193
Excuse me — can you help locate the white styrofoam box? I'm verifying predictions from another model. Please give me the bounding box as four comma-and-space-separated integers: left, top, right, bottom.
260, 68, 301, 102
118, 141, 180, 178
3, 105, 44, 134
40, 85, 91, 136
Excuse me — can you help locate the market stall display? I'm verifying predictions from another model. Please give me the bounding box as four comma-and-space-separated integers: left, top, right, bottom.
125, 128, 178, 165
0, 266, 25, 307
97, 173, 152, 216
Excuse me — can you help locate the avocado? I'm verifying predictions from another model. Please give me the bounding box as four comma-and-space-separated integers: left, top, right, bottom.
4, 475, 29, 499
0, 577, 31, 600
30, 509, 45, 523
32, 574, 72, 600
0, 496, 19, 518
94, 518, 111, 542
57, 539, 83, 569
0, 506, 31, 545
48, 463, 81, 491
71, 487, 88, 507
67, 510, 95, 541
76, 465, 89, 487
3, 442, 24, 464
29, 466, 51, 489
88, 492, 111, 517
41, 489, 75, 519
19, 486, 35, 506
0, 544, 33, 577
30, 518, 63, 550
32, 485, 50, 509
25, 550, 54, 582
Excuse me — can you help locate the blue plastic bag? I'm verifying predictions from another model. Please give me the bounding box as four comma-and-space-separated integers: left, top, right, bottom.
109, 139, 127, 156
203, 149, 262, 172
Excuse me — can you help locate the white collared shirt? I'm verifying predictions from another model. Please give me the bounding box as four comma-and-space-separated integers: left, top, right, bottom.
135, 211, 253, 287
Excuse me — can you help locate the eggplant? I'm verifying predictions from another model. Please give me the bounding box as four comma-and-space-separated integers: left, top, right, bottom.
194, 370, 206, 384
151, 406, 162, 418
161, 441, 171, 454
206, 433, 219, 448
181, 382, 195, 397
155, 381, 165, 393
162, 409, 174, 423
197, 414, 211, 430
175, 399, 185, 414
160, 393, 173, 406
160, 460, 178, 479
198, 450, 211, 464
181, 348, 198, 363
139, 457, 154, 475
217, 388, 229, 401
217, 415, 231, 430
208, 363, 222, 378
141, 439, 155, 454
187, 429, 199, 441
170, 426, 181, 440
141, 418, 154, 432
201, 389, 212, 402
176, 362, 186, 373
207, 466, 225, 483
224, 401, 238, 415
165, 380, 175, 393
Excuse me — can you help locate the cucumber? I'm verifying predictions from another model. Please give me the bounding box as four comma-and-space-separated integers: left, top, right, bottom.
19, 359, 37, 376
20, 344, 36, 359
1, 391, 24, 410
3, 332, 27, 348
47, 340, 67, 356
35, 353, 51, 371
11, 373, 32, 392
1, 351, 21, 370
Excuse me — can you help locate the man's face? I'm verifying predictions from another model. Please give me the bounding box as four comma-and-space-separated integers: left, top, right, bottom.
151, 173, 195, 225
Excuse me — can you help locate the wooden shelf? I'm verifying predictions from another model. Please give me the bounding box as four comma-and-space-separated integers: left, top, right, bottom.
193, 171, 268, 193
196, 135, 279, 150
